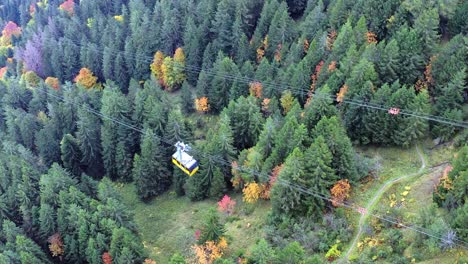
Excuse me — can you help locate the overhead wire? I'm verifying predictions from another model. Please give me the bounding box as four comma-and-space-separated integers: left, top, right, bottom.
23, 83, 468, 250
43, 35, 468, 128
14, 31, 468, 247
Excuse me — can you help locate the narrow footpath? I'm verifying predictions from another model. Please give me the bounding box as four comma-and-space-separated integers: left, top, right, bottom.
342, 145, 427, 262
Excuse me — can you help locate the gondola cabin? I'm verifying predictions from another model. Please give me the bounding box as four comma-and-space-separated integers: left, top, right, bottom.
172, 142, 199, 176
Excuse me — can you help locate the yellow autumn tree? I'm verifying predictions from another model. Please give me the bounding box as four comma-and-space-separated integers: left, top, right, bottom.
280, 90, 294, 115
114, 15, 124, 22
192, 238, 228, 264
23, 71, 41, 87
150, 51, 165, 83
74, 68, 97, 89
172, 47, 186, 87
243, 182, 262, 204
161, 56, 174, 90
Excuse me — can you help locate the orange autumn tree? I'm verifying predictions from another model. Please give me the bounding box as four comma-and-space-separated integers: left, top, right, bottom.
249, 81, 262, 98
59, 0, 75, 16
243, 182, 262, 204
45, 77, 60, 90
336, 84, 348, 103
261, 163, 284, 199
0, 67, 7, 80
366, 32, 378, 44
192, 238, 228, 264
74, 68, 97, 89
195, 97, 210, 113
303, 39, 310, 53
256, 35, 268, 62
330, 179, 351, 207
326, 30, 337, 50
328, 61, 337, 72
48, 233, 64, 257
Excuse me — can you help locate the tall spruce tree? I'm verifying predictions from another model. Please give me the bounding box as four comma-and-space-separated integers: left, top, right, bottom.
133, 130, 170, 200
60, 134, 83, 177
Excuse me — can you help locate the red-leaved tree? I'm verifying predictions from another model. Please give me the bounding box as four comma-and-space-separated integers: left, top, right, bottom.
59, 0, 75, 15
217, 195, 236, 215
102, 252, 112, 264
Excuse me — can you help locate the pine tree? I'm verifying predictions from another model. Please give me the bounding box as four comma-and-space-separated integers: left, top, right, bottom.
414, 8, 440, 56
77, 105, 104, 178
164, 109, 191, 146
303, 85, 338, 133
211, 0, 235, 54
394, 26, 425, 85
364, 83, 393, 145
209, 54, 241, 113
180, 82, 195, 114
61, 134, 83, 177
222, 96, 264, 150
199, 208, 225, 244
300, 0, 326, 40
313, 116, 358, 182
266, 2, 294, 58
271, 148, 306, 218
376, 39, 400, 84
183, 16, 202, 85
101, 85, 133, 180
133, 130, 170, 200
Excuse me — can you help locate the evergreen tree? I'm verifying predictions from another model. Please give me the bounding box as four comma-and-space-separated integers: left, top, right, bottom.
183, 16, 202, 85
133, 130, 170, 200
60, 134, 83, 177
101, 85, 133, 181
303, 85, 338, 133
209, 54, 241, 113
222, 96, 264, 150
414, 8, 440, 56
266, 2, 295, 58
376, 39, 400, 84
211, 0, 235, 54
199, 208, 225, 244
180, 82, 195, 114
394, 26, 425, 85
313, 116, 358, 182
77, 105, 104, 178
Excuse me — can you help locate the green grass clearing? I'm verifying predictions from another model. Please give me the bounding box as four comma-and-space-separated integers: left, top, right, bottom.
116, 183, 270, 263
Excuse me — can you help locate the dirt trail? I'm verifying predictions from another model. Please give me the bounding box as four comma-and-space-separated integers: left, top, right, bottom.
342, 145, 426, 262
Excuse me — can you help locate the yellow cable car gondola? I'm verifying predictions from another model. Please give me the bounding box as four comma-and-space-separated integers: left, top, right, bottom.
172, 141, 199, 176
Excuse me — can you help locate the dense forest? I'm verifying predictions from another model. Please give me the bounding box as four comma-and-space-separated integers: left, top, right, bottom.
0, 0, 466, 263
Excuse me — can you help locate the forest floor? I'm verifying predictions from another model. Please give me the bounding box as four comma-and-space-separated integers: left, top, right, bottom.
116, 184, 271, 263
